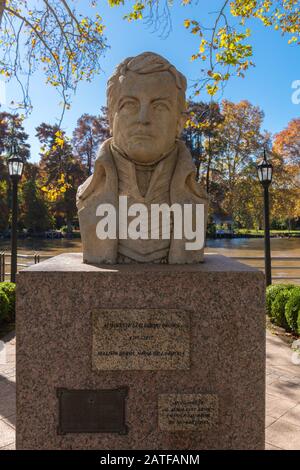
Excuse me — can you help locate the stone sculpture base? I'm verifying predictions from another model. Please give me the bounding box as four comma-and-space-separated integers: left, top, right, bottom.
16, 253, 265, 449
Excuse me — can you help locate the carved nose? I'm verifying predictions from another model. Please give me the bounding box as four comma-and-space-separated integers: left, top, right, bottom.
138, 105, 151, 124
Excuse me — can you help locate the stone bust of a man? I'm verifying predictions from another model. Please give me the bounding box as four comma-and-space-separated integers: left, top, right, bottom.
77, 52, 208, 264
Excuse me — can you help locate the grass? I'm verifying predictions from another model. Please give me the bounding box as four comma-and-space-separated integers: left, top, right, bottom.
236, 229, 300, 236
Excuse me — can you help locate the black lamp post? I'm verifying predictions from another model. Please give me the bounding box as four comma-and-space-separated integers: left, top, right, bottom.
7, 141, 24, 283
257, 148, 273, 287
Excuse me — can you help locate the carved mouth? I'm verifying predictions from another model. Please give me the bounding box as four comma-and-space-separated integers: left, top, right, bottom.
131, 134, 152, 139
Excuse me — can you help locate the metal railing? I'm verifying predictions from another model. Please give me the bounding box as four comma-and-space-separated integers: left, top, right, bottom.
0, 252, 4, 282
0, 252, 49, 282
230, 256, 300, 281
0, 252, 300, 283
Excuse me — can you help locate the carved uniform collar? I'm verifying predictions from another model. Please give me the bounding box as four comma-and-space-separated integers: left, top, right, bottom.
110, 141, 178, 167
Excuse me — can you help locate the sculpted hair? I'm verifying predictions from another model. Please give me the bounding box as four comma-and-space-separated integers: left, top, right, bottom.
107, 51, 187, 130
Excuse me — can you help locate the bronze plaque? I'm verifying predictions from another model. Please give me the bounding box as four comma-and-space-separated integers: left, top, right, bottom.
158, 393, 218, 431
57, 387, 128, 435
92, 309, 190, 370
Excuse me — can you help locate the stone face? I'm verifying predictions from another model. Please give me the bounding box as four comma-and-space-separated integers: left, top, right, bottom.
76, 52, 208, 265
92, 309, 190, 370
16, 253, 266, 450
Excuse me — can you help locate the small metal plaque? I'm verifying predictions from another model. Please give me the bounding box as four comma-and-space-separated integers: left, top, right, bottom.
158, 393, 218, 431
57, 387, 128, 435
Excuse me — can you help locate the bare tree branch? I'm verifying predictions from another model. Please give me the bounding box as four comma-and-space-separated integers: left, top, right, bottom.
0, 1, 107, 122
60, 0, 82, 32
0, 0, 6, 27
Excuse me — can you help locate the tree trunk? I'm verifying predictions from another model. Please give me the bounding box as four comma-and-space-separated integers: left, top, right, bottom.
67, 219, 73, 234
206, 134, 212, 193
195, 133, 201, 181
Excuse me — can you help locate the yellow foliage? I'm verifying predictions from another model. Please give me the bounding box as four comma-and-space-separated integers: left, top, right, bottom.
206, 83, 219, 96
40, 173, 71, 202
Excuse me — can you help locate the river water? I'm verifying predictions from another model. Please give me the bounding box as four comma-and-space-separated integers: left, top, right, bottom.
206, 238, 300, 284
1, 237, 300, 284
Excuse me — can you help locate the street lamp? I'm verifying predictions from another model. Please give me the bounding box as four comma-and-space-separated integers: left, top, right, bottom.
257, 148, 273, 287
7, 140, 24, 283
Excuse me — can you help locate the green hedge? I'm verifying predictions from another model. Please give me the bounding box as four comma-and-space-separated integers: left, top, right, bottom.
0, 288, 9, 323
271, 289, 292, 330
266, 284, 294, 317
285, 287, 300, 333
0, 282, 16, 324
266, 283, 300, 335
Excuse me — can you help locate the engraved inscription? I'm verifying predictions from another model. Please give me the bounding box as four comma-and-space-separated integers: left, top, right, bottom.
158, 394, 218, 431
92, 309, 190, 370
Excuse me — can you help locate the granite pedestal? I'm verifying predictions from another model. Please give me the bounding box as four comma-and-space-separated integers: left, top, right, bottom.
16, 253, 265, 449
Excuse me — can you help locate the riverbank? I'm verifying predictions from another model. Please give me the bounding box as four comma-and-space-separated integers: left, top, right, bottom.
1, 236, 300, 256
234, 229, 300, 238
1, 229, 299, 244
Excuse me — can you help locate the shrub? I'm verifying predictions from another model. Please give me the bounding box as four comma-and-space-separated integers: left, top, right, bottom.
0, 287, 9, 323
285, 287, 300, 333
0, 282, 16, 322
271, 289, 292, 329
266, 284, 294, 318
0, 282, 16, 323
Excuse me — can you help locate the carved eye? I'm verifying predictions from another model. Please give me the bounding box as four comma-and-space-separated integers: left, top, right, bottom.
120, 100, 138, 111
153, 101, 169, 111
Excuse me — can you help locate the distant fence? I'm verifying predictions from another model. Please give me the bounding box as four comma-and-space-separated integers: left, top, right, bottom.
0, 252, 49, 282
0, 252, 300, 283
230, 256, 300, 282
0, 252, 4, 282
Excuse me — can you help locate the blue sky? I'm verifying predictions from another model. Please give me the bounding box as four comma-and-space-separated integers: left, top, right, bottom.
3, 0, 300, 162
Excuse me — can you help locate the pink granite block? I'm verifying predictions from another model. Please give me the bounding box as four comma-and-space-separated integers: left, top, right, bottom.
16, 253, 265, 449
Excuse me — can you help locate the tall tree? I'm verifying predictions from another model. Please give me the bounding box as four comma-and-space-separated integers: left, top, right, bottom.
212, 100, 266, 220
182, 101, 224, 188
0, 112, 30, 161
0, 112, 30, 232
0, 179, 8, 231
272, 120, 300, 228
72, 107, 110, 176
273, 118, 300, 166
36, 123, 85, 230
228, 164, 264, 229
20, 171, 54, 234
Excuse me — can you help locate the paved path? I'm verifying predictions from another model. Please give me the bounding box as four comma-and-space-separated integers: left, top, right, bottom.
0, 331, 16, 450
265, 331, 300, 450
0, 330, 300, 450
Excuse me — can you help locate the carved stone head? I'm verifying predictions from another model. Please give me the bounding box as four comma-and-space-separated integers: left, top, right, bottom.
76, 52, 208, 265
106, 52, 187, 164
